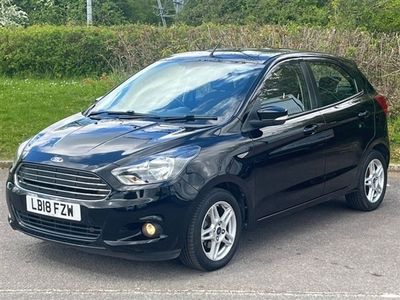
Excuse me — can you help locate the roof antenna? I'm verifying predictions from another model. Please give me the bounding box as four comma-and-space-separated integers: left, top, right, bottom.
209, 42, 220, 57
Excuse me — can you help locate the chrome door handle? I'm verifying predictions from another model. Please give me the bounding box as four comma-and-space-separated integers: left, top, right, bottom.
303, 124, 319, 135
358, 111, 370, 118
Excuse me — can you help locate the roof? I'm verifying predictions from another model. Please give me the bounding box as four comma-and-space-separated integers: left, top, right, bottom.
167, 48, 294, 64
166, 48, 351, 66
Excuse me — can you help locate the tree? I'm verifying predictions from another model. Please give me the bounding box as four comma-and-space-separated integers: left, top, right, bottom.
13, 0, 159, 25
14, 0, 75, 25
176, 0, 330, 26
116, 0, 158, 24
0, 0, 28, 26
6, 0, 400, 32
331, 0, 400, 32
252, 0, 330, 26
176, 0, 399, 32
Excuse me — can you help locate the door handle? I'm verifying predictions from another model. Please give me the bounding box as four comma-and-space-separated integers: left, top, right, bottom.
303, 124, 319, 135
358, 111, 370, 119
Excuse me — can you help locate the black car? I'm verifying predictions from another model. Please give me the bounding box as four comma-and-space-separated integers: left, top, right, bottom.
6, 49, 390, 271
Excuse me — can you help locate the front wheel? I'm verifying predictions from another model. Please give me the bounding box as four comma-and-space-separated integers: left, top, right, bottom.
180, 188, 242, 271
346, 150, 387, 211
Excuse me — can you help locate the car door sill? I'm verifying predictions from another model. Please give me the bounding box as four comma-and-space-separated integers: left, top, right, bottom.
256, 187, 348, 224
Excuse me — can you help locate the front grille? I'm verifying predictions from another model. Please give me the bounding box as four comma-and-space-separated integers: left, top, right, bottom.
16, 210, 102, 242
16, 163, 111, 201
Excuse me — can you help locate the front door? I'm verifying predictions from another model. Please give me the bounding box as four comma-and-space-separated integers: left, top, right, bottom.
248, 60, 328, 219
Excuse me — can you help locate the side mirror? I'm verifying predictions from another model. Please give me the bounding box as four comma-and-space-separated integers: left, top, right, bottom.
95, 96, 103, 103
249, 106, 288, 128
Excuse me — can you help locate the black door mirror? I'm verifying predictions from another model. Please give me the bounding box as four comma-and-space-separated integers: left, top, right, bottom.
250, 106, 288, 128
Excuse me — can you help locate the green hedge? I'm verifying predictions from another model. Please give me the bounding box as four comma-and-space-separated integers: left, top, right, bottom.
0, 24, 399, 115
0, 26, 117, 77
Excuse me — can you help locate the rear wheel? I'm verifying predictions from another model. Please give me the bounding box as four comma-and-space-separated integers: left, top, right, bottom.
346, 150, 387, 211
180, 188, 242, 271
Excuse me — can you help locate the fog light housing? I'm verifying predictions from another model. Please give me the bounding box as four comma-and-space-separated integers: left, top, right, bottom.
142, 222, 161, 238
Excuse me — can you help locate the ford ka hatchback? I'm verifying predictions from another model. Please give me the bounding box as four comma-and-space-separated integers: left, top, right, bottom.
6, 49, 390, 271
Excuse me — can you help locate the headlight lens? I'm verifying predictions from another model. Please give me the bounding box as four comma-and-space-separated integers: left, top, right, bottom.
13, 139, 31, 167
112, 145, 200, 186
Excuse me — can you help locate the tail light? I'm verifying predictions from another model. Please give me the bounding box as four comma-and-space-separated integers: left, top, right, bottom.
374, 94, 389, 115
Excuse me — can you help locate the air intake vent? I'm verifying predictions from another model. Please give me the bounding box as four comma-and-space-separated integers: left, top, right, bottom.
17, 163, 111, 201
16, 210, 102, 242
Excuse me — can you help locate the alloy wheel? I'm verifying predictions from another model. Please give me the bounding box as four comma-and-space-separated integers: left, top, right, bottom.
364, 159, 385, 203
201, 201, 237, 261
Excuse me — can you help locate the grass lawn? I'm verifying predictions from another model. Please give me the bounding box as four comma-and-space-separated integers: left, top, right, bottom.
0, 77, 399, 163
0, 77, 117, 160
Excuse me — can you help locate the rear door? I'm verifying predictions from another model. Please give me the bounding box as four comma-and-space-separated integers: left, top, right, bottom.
305, 59, 375, 193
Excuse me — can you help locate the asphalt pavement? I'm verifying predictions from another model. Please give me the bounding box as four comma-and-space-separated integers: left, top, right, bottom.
1, 169, 399, 299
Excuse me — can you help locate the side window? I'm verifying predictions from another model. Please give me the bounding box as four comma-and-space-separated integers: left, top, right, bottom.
309, 62, 358, 107
257, 62, 311, 116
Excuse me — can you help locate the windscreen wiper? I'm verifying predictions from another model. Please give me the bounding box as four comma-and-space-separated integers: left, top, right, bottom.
161, 115, 218, 122
87, 111, 218, 122
87, 110, 161, 119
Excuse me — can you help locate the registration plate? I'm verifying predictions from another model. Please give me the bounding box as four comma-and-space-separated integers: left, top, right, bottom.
26, 195, 81, 221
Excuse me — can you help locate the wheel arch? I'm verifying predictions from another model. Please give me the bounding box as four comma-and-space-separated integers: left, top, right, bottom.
347, 138, 390, 192
363, 137, 390, 166
372, 143, 390, 166
193, 175, 255, 229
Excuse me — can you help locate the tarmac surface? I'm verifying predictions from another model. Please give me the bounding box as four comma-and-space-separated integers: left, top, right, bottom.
1, 169, 399, 299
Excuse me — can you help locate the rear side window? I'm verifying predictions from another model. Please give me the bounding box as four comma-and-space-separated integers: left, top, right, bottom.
257, 61, 311, 116
309, 62, 358, 107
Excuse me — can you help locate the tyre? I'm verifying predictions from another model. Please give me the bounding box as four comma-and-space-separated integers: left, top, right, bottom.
346, 150, 387, 211
180, 188, 242, 271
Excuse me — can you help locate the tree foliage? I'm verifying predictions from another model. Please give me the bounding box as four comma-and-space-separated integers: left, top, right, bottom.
5, 0, 400, 32
331, 0, 400, 32
177, 0, 330, 26
177, 0, 400, 32
13, 0, 159, 25
0, 0, 28, 27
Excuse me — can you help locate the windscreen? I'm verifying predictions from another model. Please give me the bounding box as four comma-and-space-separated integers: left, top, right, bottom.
93, 60, 264, 122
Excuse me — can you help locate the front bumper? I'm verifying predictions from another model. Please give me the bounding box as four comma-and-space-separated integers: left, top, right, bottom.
6, 174, 197, 261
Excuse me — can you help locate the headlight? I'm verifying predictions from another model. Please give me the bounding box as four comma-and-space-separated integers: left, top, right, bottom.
112, 145, 200, 186
12, 139, 31, 167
